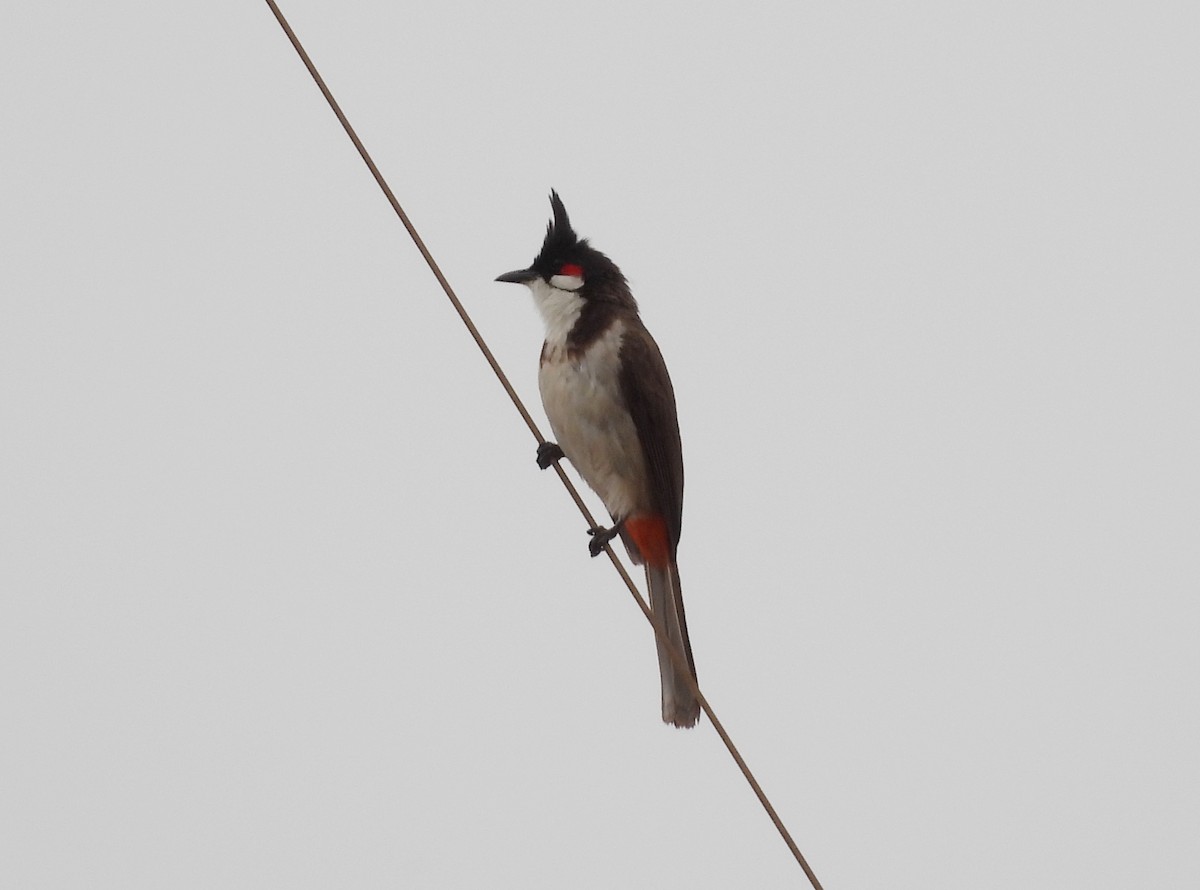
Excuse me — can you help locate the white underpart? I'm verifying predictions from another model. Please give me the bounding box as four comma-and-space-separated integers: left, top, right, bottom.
526, 278, 649, 522
528, 277, 583, 347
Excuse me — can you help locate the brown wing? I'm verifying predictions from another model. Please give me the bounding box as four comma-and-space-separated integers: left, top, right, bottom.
618, 316, 684, 551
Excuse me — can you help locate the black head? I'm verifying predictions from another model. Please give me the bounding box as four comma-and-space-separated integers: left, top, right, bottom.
496, 191, 635, 308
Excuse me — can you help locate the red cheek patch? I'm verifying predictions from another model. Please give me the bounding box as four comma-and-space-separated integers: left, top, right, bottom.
624, 514, 671, 567
559, 263, 583, 278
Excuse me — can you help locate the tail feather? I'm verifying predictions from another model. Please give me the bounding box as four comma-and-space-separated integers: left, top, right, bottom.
645, 561, 700, 728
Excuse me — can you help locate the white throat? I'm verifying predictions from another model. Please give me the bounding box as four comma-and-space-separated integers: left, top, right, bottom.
528, 278, 584, 348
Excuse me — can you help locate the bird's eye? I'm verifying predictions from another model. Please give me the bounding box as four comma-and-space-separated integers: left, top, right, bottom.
549, 263, 584, 291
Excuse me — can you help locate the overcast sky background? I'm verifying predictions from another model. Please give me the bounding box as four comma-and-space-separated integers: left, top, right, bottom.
2, 2, 1197, 887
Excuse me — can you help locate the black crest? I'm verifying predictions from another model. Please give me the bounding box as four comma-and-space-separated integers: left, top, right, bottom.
531, 191, 636, 309
539, 190, 579, 260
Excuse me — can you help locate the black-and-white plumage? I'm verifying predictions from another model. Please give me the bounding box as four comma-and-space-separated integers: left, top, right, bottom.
497, 192, 698, 727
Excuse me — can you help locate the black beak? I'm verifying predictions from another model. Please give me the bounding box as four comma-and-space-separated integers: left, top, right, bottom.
495, 267, 537, 284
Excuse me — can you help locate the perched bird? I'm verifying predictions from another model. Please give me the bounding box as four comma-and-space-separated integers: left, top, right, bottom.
496, 192, 699, 728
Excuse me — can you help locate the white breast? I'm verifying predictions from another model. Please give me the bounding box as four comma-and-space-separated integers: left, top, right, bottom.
529, 281, 649, 521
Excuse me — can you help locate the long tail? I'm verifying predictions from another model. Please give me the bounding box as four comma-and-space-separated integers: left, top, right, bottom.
645, 560, 700, 728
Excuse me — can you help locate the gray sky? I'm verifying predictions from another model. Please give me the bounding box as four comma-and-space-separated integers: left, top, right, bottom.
3, 2, 1197, 887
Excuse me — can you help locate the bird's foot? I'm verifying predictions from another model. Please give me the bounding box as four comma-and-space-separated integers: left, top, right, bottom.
587, 524, 621, 558
536, 441, 565, 470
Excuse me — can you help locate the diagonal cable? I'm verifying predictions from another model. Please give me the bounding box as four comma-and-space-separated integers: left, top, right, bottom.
261, 3, 824, 886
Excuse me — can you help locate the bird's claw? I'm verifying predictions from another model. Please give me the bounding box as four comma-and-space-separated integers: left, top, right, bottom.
536, 441, 565, 470
586, 525, 620, 558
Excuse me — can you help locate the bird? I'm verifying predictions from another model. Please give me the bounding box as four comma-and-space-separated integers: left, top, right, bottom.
496, 191, 699, 728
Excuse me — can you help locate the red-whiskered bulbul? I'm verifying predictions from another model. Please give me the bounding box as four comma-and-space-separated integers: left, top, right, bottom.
496, 192, 699, 728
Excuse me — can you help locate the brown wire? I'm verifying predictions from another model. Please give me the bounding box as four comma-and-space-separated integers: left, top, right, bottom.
262, 3, 824, 886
